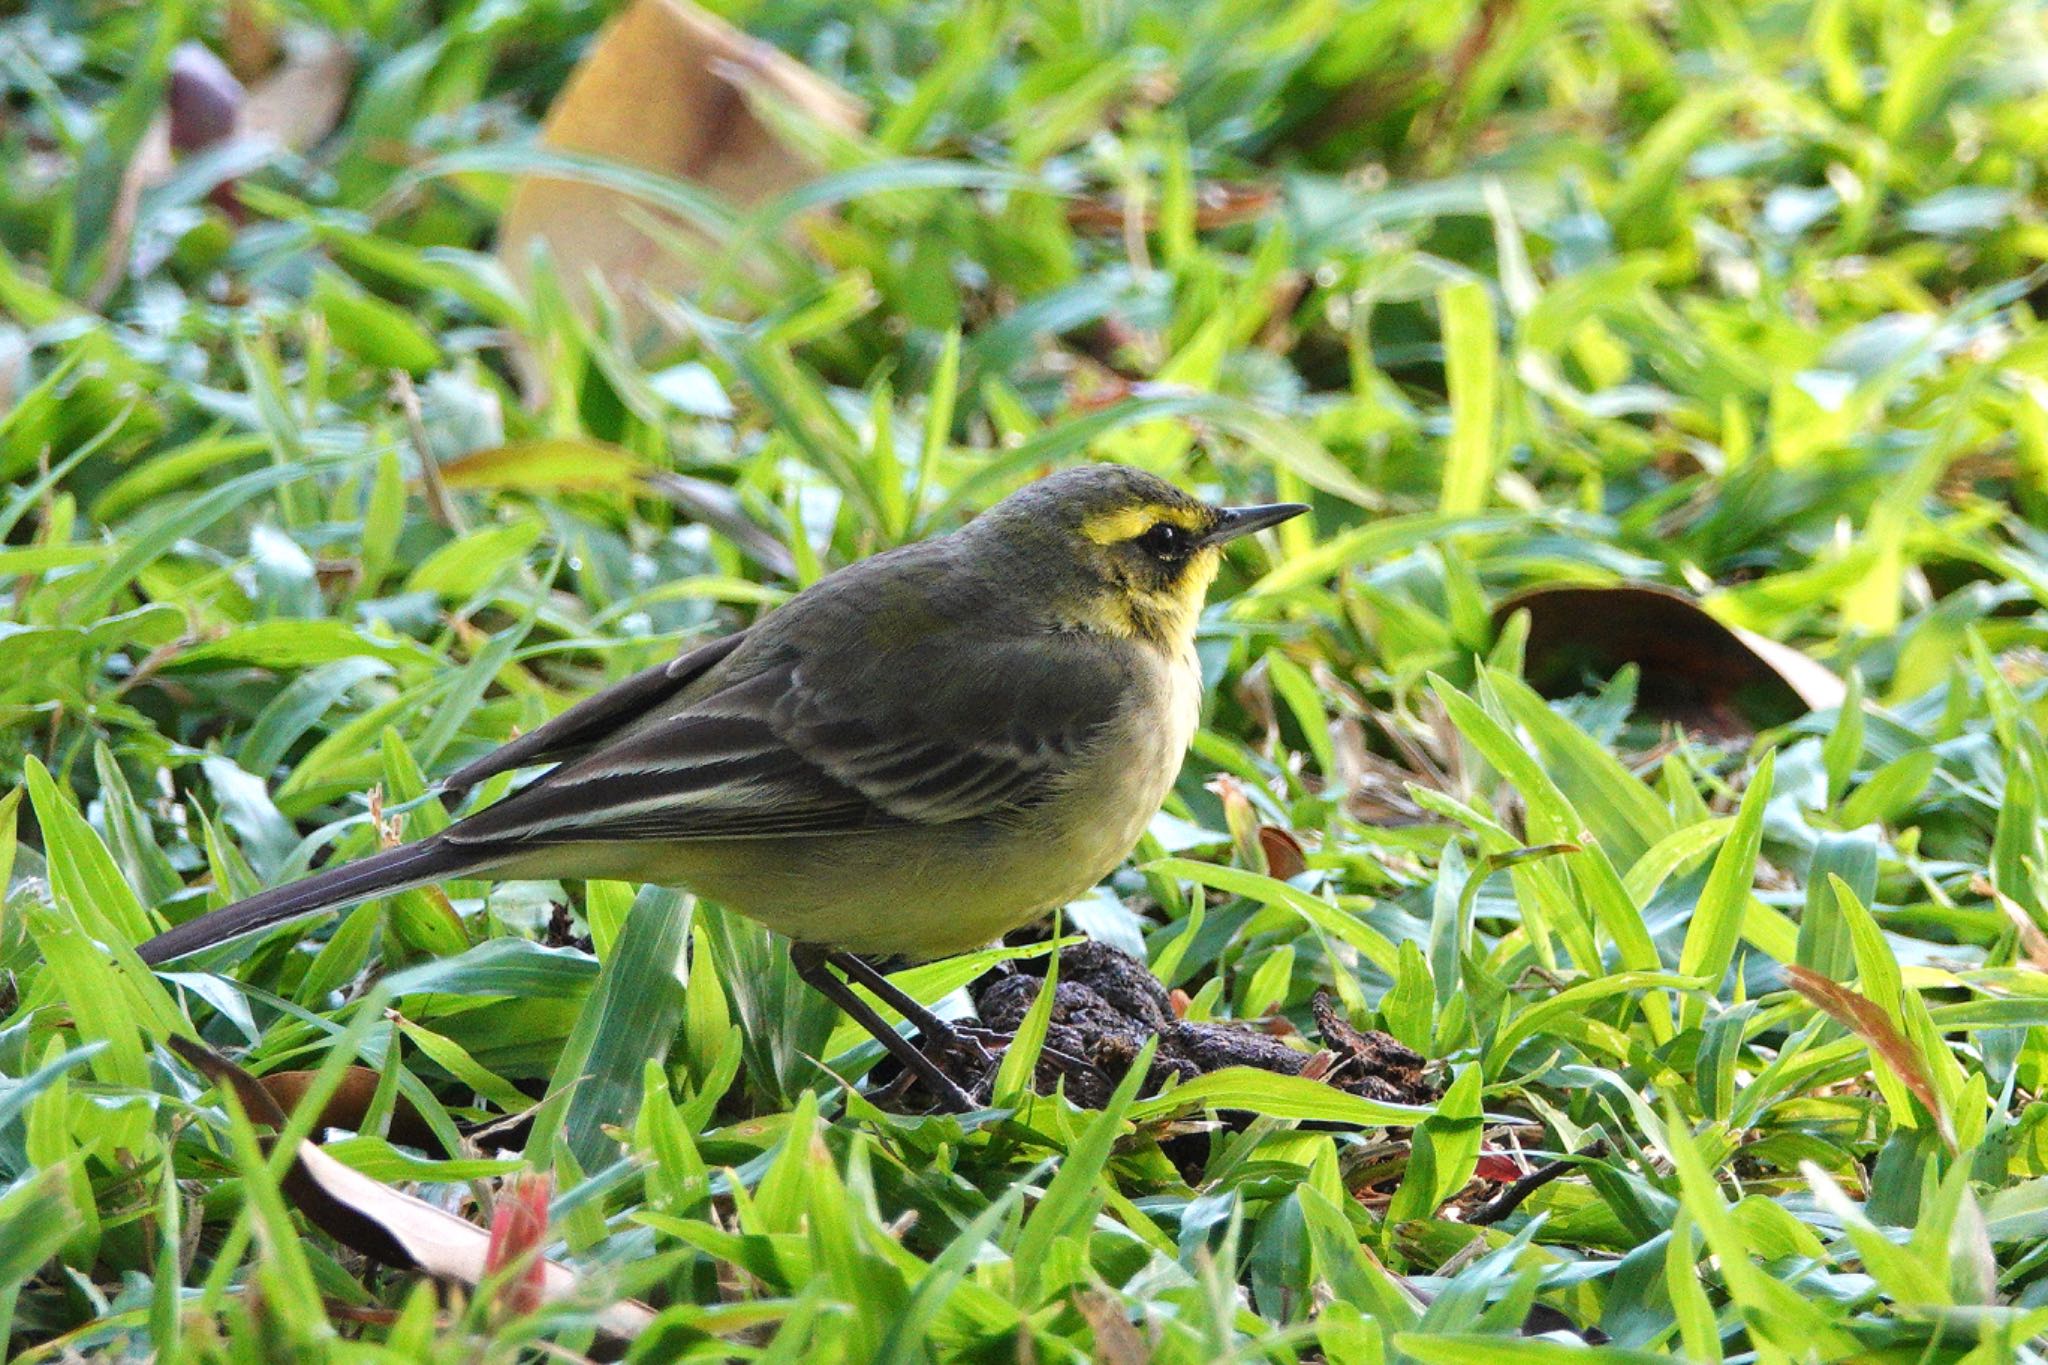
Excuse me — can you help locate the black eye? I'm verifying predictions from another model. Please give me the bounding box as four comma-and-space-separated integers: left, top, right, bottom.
1137, 523, 1192, 560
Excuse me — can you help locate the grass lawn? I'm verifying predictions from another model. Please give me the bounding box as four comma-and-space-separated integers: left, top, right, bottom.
7, 0, 2048, 1358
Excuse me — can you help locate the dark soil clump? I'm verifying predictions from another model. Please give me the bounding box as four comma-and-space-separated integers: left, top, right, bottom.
942, 940, 1437, 1111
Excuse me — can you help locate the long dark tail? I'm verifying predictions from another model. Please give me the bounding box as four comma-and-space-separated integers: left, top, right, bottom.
136, 838, 482, 965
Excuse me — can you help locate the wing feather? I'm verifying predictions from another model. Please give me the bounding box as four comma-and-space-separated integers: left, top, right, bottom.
439, 631, 748, 794
444, 633, 1132, 849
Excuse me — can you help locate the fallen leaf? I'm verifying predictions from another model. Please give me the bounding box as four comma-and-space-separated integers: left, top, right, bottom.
168, 1038, 656, 1339
1329, 714, 1428, 825
1732, 628, 1849, 713
497, 0, 863, 330
168, 43, 244, 153
1785, 965, 1956, 1154
1970, 873, 2048, 972
239, 32, 355, 154
86, 42, 231, 309
1232, 655, 1279, 750
1071, 1291, 1152, 1365
89, 117, 174, 311
1257, 825, 1308, 881
256, 1066, 443, 1152
1496, 582, 1846, 736
117, 30, 353, 290
293, 1144, 655, 1336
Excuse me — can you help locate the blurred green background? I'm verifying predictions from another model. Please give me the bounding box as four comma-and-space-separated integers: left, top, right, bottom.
8, 0, 2048, 1358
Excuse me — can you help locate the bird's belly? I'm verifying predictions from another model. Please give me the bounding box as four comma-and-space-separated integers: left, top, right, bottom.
609, 824, 1111, 958
546, 659, 1200, 960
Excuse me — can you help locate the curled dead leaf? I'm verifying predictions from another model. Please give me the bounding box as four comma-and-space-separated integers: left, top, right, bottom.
256, 1067, 443, 1152
293, 1144, 655, 1337
224, 0, 281, 81
1495, 583, 1845, 736
167, 1038, 656, 1340
1257, 825, 1308, 881
239, 32, 355, 155
91, 117, 175, 310
498, 0, 863, 332
1328, 715, 1428, 825
1232, 655, 1279, 751
114, 29, 353, 299
1970, 873, 2048, 972
169, 43, 244, 153
1071, 1291, 1152, 1365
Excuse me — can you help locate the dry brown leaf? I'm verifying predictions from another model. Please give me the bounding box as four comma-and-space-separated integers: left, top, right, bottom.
294, 1144, 656, 1337
88, 118, 174, 311
1257, 825, 1308, 881
1072, 1292, 1152, 1365
257, 1067, 443, 1152
1731, 626, 1848, 712
1785, 964, 1956, 1154
1232, 655, 1279, 752
497, 0, 863, 332
168, 1038, 656, 1340
1496, 582, 1846, 736
1970, 873, 2048, 971
84, 43, 230, 310
240, 32, 355, 154
168, 43, 244, 153
108, 30, 351, 307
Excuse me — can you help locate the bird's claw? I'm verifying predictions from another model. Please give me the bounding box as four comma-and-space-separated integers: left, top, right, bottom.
922, 1021, 1001, 1071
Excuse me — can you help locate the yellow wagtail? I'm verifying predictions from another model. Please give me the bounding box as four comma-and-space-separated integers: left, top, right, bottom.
138, 463, 1308, 1109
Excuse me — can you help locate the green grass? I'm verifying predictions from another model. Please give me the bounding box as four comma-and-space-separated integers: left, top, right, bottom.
8, 0, 2048, 1358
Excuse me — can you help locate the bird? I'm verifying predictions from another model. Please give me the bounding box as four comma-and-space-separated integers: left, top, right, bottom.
136, 463, 1309, 1110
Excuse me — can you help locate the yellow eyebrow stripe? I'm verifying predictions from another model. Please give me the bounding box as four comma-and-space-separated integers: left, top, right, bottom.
1079, 503, 1206, 544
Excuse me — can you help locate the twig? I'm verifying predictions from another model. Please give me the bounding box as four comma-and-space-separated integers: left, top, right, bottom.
390, 371, 465, 534
1466, 1140, 1607, 1226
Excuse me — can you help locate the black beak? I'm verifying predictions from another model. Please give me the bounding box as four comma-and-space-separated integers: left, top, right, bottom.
1202, 502, 1310, 546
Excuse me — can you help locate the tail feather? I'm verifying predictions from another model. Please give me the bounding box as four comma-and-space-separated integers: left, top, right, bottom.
137, 839, 478, 965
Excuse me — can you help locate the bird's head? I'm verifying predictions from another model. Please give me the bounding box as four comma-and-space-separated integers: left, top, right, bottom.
972, 464, 1308, 648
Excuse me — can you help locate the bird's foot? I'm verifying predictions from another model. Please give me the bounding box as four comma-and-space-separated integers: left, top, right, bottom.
921, 1020, 1002, 1071
792, 945, 979, 1113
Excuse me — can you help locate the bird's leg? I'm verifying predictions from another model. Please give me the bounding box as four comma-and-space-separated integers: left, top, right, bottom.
790, 944, 978, 1114
824, 951, 996, 1067
830, 951, 1104, 1080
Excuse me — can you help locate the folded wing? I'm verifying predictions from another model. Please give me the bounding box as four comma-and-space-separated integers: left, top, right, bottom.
440, 631, 747, 795
445, 634, 1132, 847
